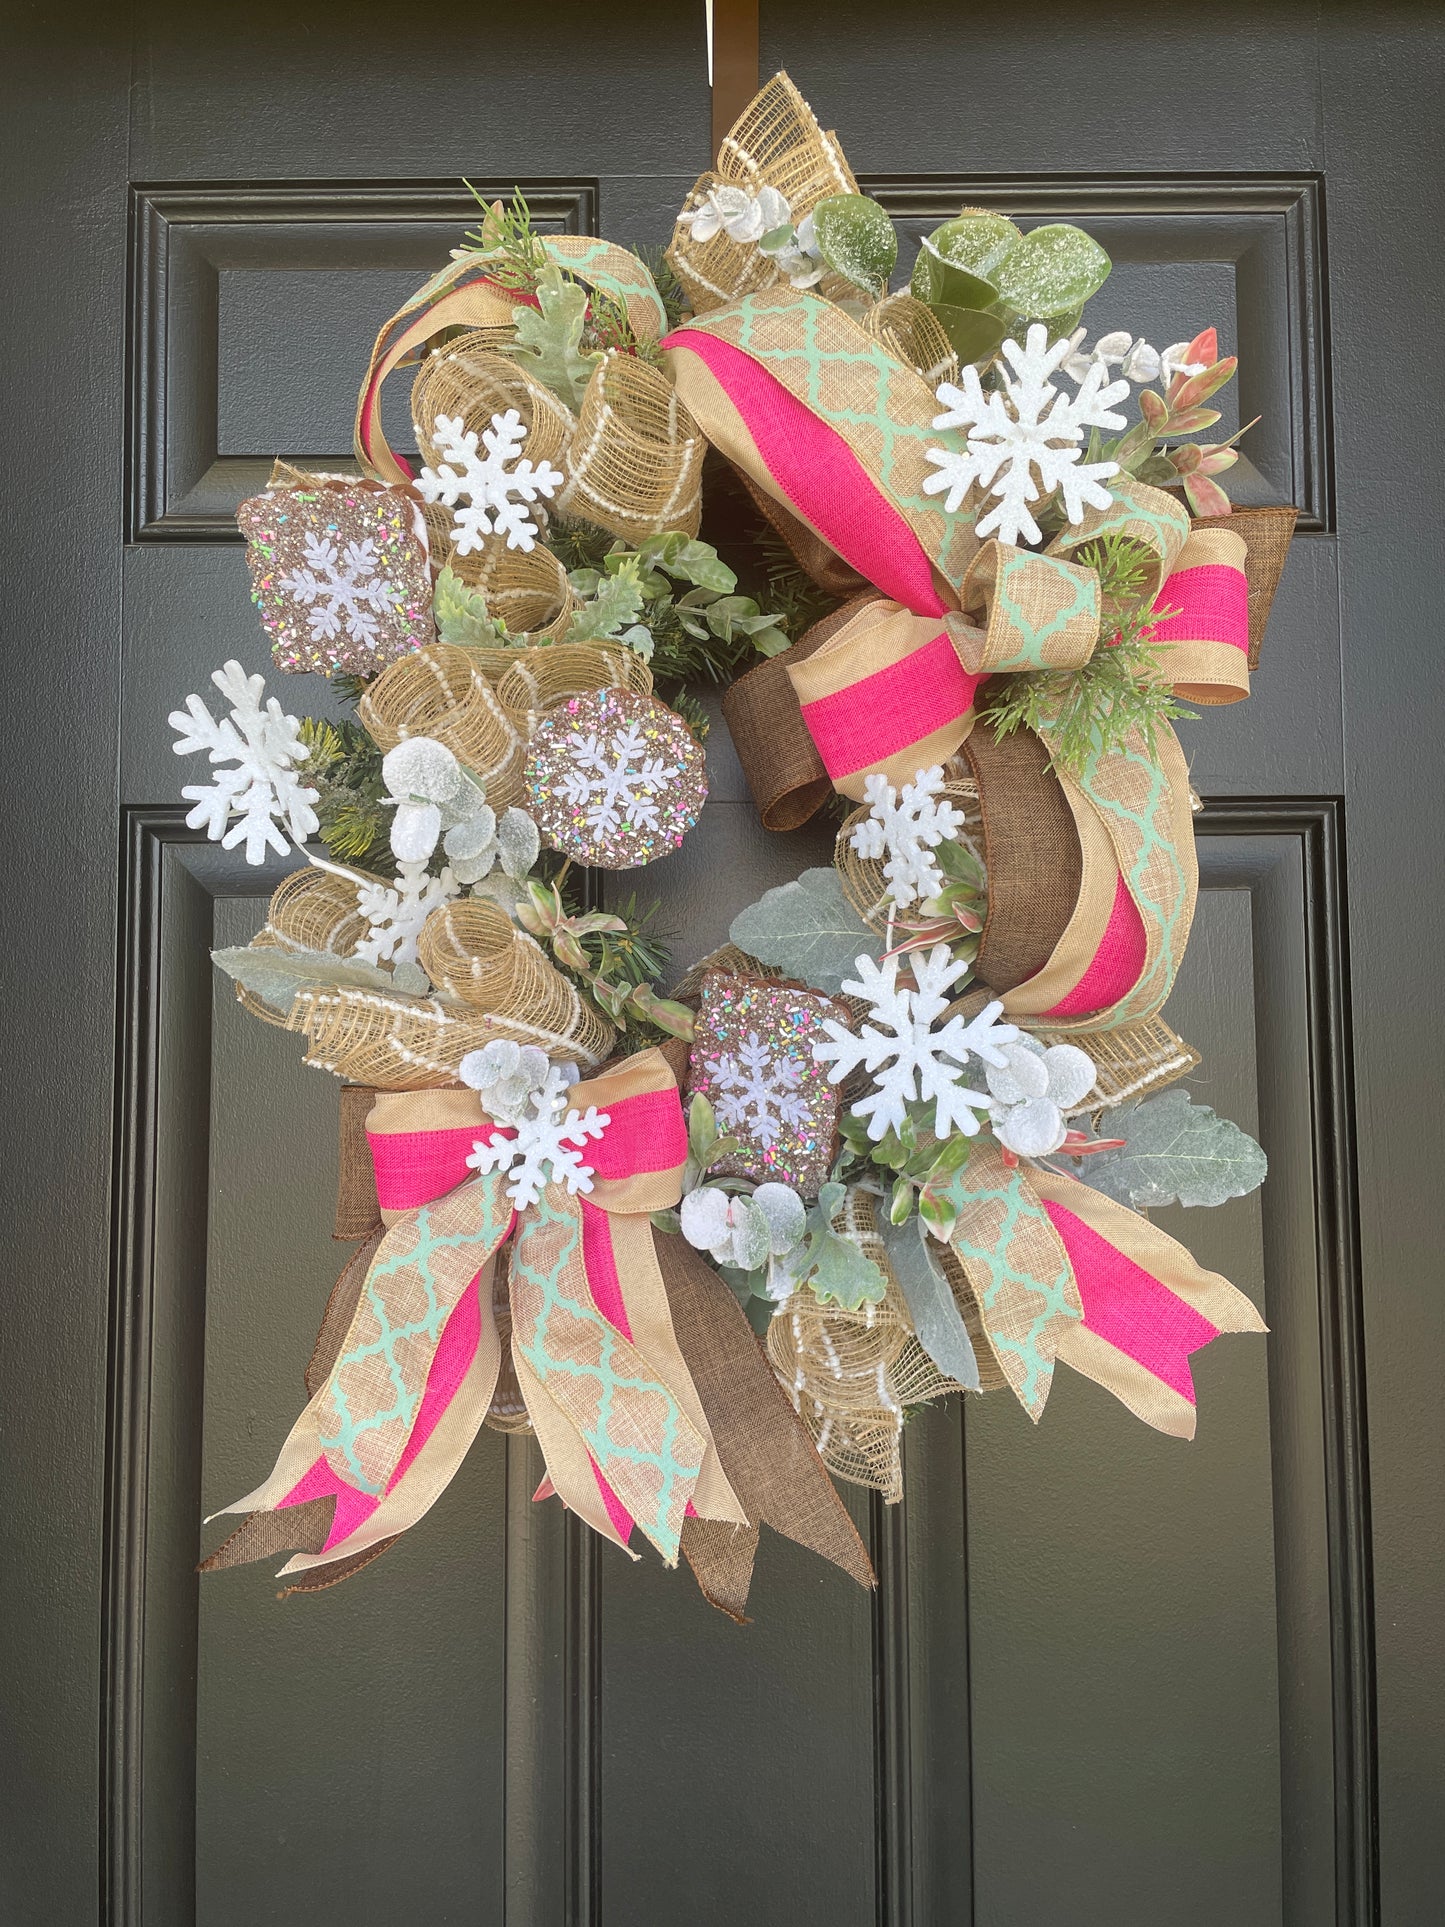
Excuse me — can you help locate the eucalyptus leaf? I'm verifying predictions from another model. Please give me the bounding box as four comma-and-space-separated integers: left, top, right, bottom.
635, 532, 737, 593
212, 942, 394, 1017
991, 223, 1111, 322
729, 866, 878, 994
1078, 1089, 1267, 1209
916, 210, 1022, 293
881, 1214, 980, 1390
928, 304, 1008, 367
812, 194, 898, 291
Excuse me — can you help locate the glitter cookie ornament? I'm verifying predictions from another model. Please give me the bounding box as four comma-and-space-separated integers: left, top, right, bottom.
524, 685, 707, 869
685, 971, 846, 1195
238, 477, 433, 676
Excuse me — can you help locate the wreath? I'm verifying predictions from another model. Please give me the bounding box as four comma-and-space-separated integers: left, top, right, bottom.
179, 74, 1295, 1620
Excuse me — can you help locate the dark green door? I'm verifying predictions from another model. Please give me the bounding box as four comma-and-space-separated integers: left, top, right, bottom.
5, 4, 1442, 1922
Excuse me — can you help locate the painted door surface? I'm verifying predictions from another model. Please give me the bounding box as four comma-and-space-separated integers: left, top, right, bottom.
4, 5, 1442, 1923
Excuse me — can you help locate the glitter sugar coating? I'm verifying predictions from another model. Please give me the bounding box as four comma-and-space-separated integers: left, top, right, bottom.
685, 971, 847, 1196
238, 480, 434, 677
524, 685, 707, 870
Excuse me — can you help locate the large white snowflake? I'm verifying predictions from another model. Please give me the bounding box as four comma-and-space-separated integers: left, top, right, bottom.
169, 660, 320, 865
922, 324, 1130, 546
353, 859, 459, 969
559, 719, 679, 837
416, 409, 563, 555
706, 1032, 812, 1147
280, 532, 392, 645
812, 945, 1020, 1142
467, 1064, 611, 1210
849, 763, 965, 910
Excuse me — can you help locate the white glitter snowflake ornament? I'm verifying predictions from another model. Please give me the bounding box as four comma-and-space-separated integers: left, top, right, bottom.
812, 946, 1020, 1142
526, 687, 707, 869
849, 764, 965, 910
466, 1063, 610, 1210
922, 324, 1130, 546
417, 409, 563, 555
169, 660, 320, 864
353, 859, 459, 969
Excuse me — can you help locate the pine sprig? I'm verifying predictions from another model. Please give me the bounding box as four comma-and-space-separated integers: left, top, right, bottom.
637, 245, 691, 330
462, 185, 549, 291
754, 524, 843, 643
983, 531, 1195, 773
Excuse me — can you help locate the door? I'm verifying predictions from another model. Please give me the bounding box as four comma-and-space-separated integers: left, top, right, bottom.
4, 4, 1442, 1923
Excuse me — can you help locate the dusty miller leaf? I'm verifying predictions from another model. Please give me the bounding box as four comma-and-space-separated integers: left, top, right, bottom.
729, 867, 879, 994
212, 942, 393, 1017
1078, 1089, 1267, 1210
506, 262, 599, 410
881, 1214, 980, 1390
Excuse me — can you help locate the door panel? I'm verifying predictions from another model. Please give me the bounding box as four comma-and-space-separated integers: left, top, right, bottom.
7, 4, 1443, 1923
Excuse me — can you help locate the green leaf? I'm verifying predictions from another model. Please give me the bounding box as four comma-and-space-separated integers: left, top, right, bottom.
889, 1175, 915, 1225
506, 261, 600, 410
911, 211, 1022, 310
729, 866, 879, 994
433, 565, 506, 644
566, 560, 646, 642
928, 304, 1008, 367
1079, 1089, 1267, 1209
635, 532, 737, 593
881, 1215, 980, 1390
811, 194, 898, 292
212, 942, 394, 1017
991, 223, 1111, 322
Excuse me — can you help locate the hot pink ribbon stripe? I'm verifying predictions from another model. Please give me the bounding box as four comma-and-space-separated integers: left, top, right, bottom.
799, 631, 981, 780
1044, 874, 1148, 1018
664, 328, 948, 618
1044, 1201, 1219, 1403
1150, 563, 1249, 652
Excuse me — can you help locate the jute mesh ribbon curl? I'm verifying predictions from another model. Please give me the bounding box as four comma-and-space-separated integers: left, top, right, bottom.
667, 71, 860, 316
416, 898, 615, 1062
555, 350, 705, 541
359, 642, 526, 808
447, 543, 578, 642
767, 1189, 961, 1503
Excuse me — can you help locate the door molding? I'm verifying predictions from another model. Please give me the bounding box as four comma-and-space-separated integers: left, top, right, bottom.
103, 797, 1374, 1925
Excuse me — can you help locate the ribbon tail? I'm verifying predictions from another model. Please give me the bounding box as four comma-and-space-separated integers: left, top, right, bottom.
946, 1143, 1083, 1422
659, 1230, 875, 1619
205, 1178, 511, 1577
508, 1185, 707, 1566
1027, 1166, 1267, 1438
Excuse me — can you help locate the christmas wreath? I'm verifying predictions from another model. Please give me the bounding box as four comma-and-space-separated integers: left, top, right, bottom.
179, 74, 1295, 1620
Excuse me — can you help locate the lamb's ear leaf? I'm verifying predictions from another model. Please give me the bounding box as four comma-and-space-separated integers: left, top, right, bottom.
1077, 1089, 1266, 1209
881, 1214, 980, 1390
729, 867, 878, 995
211, 943, 393, 1017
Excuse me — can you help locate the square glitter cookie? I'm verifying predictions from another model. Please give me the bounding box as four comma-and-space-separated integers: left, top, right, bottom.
238, 475, 434, 677
685, 971, 848, 1196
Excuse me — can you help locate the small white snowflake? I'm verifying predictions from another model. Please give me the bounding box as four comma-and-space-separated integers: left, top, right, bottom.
466, 1064, 611, 1210
558, 719, 679, 839
922, 324, 1130, 546
169, 659, 320, 865
280, 532, 392, 645
416, 409, 563, 555
353, 859, 459, 969
812, 945, 1020, 1142
849, 764, 965, 910
706, 1032, 812, 1147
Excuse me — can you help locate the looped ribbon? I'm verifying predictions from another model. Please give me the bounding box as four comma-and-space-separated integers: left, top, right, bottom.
355, 235, 668, 485
664, 286, 1265, 1031
206, 1049, 874, 1616
942, 1141, 1265, 1434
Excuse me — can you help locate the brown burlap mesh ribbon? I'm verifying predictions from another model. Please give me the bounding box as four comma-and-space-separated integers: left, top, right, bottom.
359, 642, 526, 807
1221, 504, 1298, 670
667, 70, 860, 316
556, 350, 706, 541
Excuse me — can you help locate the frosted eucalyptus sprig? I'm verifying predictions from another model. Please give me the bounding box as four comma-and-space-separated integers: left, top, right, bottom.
984, 530, 1195, 775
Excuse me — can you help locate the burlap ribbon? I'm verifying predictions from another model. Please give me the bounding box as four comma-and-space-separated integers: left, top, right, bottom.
205, 1051, 874, 1613
942, 1142, 1265, 1434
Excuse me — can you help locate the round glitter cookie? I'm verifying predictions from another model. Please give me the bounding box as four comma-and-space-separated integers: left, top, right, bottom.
238, 478, 434, 677
525, 686, 707, 870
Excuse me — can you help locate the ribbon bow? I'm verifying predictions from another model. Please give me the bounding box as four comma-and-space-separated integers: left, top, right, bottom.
663, 287, 1271, 1031
205, 1049, 874, 1617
